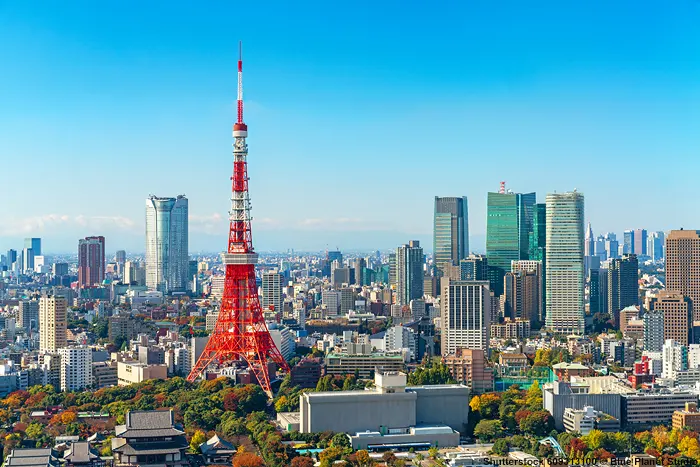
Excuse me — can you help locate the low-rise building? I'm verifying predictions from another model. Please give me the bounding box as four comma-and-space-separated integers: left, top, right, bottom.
552, 362, 595, 382
672, 402, 700, 431
563, 406, 620, 434
290, 357, 323, 389
64, 441, 104, 467
443, 348, 494, 394
117, 361, 167, 386
299, 371, 467, 450
112, 410, 188, 467
199, 435, 236, 465
543, 380, 624, 431
499, 353, 528, 368
3, 449, 60, 467
324, 351, 404, 378
623, 391, 698, 428
92, 362, 117, 388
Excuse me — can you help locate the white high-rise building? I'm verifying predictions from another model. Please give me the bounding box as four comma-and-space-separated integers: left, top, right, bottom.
662, 339, 688, 379
268, 324, 296, 360
440, 280, 491, 356
58, 347, 93, 391
261, 270, 283, 312
293, 300, 306, 329
39, 296, 67, 351
384, 325, 418, 360
545, 191, 585, 335
145, 195, 189, 294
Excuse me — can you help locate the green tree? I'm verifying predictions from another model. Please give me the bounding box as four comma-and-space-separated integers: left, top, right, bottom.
319, 446, 343, 467
355, 450, 373, 467
473, 420, 503, 441
190, 430, 207, 452
428, 447, 439, 459
525, 381, 543, 410
331, 432, 351, 449
519, 410, 554, 437
492, 439, 509, 456
25, 423, 43, 439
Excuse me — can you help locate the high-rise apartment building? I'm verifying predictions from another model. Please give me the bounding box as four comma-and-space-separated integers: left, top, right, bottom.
261, 270, 283, 312
145, 195, 189, 294
39, 296, 68, 351
545, 191, 584, 334
503, 270, 540, 324
433, 196, 469, 272
78, 236, 105, 289
18, 300, 39, 332
441, 280, 491, 355
511, 260, 544, 323
58, 347, 93, 391
648, 291, 692, 347
607, 254, 639, 326
486, 191, 535, 295
666, 230, 700, 322
396, 241, 424, 306
460, 255, 489, 281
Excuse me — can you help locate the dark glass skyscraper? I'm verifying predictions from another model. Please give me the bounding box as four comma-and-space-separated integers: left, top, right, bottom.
486, 191, 535, 295
433, 196, 469, 272
607, 254, 639, 327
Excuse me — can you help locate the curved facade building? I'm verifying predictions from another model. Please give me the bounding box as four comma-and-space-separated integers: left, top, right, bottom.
145, 195, 188, 293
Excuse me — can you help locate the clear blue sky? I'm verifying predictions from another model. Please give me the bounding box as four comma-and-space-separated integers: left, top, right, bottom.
1, 1, 699, 253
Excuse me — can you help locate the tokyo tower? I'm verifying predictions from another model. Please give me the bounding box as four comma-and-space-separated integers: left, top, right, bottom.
187, 43, 290, 395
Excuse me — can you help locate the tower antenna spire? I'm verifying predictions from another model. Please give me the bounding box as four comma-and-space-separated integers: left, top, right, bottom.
187, 43, 288, 396
237, 41, 244, 124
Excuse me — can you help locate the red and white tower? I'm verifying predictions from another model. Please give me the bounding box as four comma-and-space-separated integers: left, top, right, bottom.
187, 43, 289, 395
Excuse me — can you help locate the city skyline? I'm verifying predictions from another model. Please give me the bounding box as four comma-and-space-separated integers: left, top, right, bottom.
2, 2, 699, 252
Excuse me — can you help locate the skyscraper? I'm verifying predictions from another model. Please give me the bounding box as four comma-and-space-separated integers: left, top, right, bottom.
634, 229, 648, 256
584, 222, 594, 257
396, 241, 424, 306
528, 203, 546, 262
648, 231, 665, 261
441, 280, 491, 355
145, 195, 189, 293
116, 250, 127, 274
511, 260, 544, 323
607, 254, 639, 327
604, 233, 619, 260
261, 270, 283, 312
433, 196, 469, 272
78, 236, 106, 289
666, 230, 700, 322
545, 191, 585, 334
486, 190, 535, 295
18, 300, 39, 332
24, 238, 41, 256
39, 296, 68, 351
623, 230, 634, 255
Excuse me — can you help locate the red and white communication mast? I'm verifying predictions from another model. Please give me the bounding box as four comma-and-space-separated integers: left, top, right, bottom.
187, 43, 289, 395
